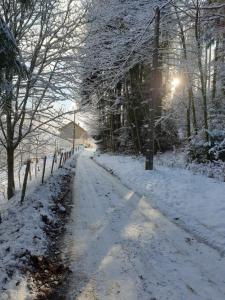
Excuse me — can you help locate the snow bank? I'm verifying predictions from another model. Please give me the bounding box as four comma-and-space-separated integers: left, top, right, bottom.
0, 157, 76, 300
94, 152, 225, 253
155, 150, 225, 182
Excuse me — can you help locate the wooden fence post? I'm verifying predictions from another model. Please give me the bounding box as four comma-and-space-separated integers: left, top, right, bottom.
59, 153, 63, 168
21, 159, 31, 204
18, 167, 21, 188
51, 153, 56, 174
42, 156, 47, 184
29, 163, 32, 181
35, 158, 38, 177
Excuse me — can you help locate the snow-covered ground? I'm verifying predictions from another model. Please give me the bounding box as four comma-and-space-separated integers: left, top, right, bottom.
94, 151, 225, 253
61, 151, 225, 300
155, 150, 225, 182
0, 153, 67, 205
0, 157, 75, 300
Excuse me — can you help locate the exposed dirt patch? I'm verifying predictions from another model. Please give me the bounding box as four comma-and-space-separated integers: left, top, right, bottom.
25, 170, 74, 299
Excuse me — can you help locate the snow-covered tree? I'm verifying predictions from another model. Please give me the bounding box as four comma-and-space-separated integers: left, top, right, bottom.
80, 0, 225, 164
80, 0, 177, 154
0, 0, 86, 198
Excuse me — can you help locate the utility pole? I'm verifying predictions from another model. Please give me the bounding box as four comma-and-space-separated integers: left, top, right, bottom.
145, 6, 161, 170
72, 110, 76, 152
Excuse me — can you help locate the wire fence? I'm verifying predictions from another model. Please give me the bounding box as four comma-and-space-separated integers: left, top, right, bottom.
0, 146, 82, 204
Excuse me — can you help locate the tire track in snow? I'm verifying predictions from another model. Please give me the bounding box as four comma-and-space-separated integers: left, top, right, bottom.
61, 151, 225, 300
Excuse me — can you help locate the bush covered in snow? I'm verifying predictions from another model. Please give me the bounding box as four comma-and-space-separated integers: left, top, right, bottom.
188, 129, 225, 163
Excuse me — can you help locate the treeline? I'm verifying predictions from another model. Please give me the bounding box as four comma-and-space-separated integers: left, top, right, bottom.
81, 0, 225, 162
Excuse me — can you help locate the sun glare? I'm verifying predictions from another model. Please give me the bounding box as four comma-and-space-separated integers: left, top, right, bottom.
171, 77, 181, 90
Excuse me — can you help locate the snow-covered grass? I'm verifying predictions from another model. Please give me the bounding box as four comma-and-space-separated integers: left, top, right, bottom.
188, 160, 225, 181
0, 157, 76, 300
0, 153, 69, 205
94, 151, 225, 253
0, 148, 83, 208
156, 150, 225, 182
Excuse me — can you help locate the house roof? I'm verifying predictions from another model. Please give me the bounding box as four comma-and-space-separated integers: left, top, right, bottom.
59, 121, 86, 133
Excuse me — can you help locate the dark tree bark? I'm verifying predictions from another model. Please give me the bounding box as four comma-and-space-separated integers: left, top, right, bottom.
7, 147, 15, 199
175, 6, 198, 136
211, 38, 219, 102
195, 2, 209, 141
146, 6, 161, 170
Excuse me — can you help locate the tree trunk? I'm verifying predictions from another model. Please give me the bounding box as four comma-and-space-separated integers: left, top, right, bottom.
109, 113, 114, 152
195, 2, 209, 141
146, 6, 160, 170
175, 6, 198, 136
125, 80, 139, 154
7, 147, 15, 199
129, 66, 142, 153
189, 87, 198, 135
211, 38, 219, 101
5, 70, 16, 199
186, 107, 191, 139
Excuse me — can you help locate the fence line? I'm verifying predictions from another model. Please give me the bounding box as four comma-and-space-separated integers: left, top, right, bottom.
19, 149, 75, 203
0, 146, 82, 204
41, 156, 47, 184
21, 160, 31, 204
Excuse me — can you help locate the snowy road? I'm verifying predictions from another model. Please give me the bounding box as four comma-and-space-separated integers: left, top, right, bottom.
62, 151, 225, 300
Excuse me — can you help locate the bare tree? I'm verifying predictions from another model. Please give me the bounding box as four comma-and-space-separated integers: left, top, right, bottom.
0, 0, 85, 199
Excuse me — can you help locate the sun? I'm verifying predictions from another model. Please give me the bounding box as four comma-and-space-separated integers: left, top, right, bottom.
171, 77, 181, 90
